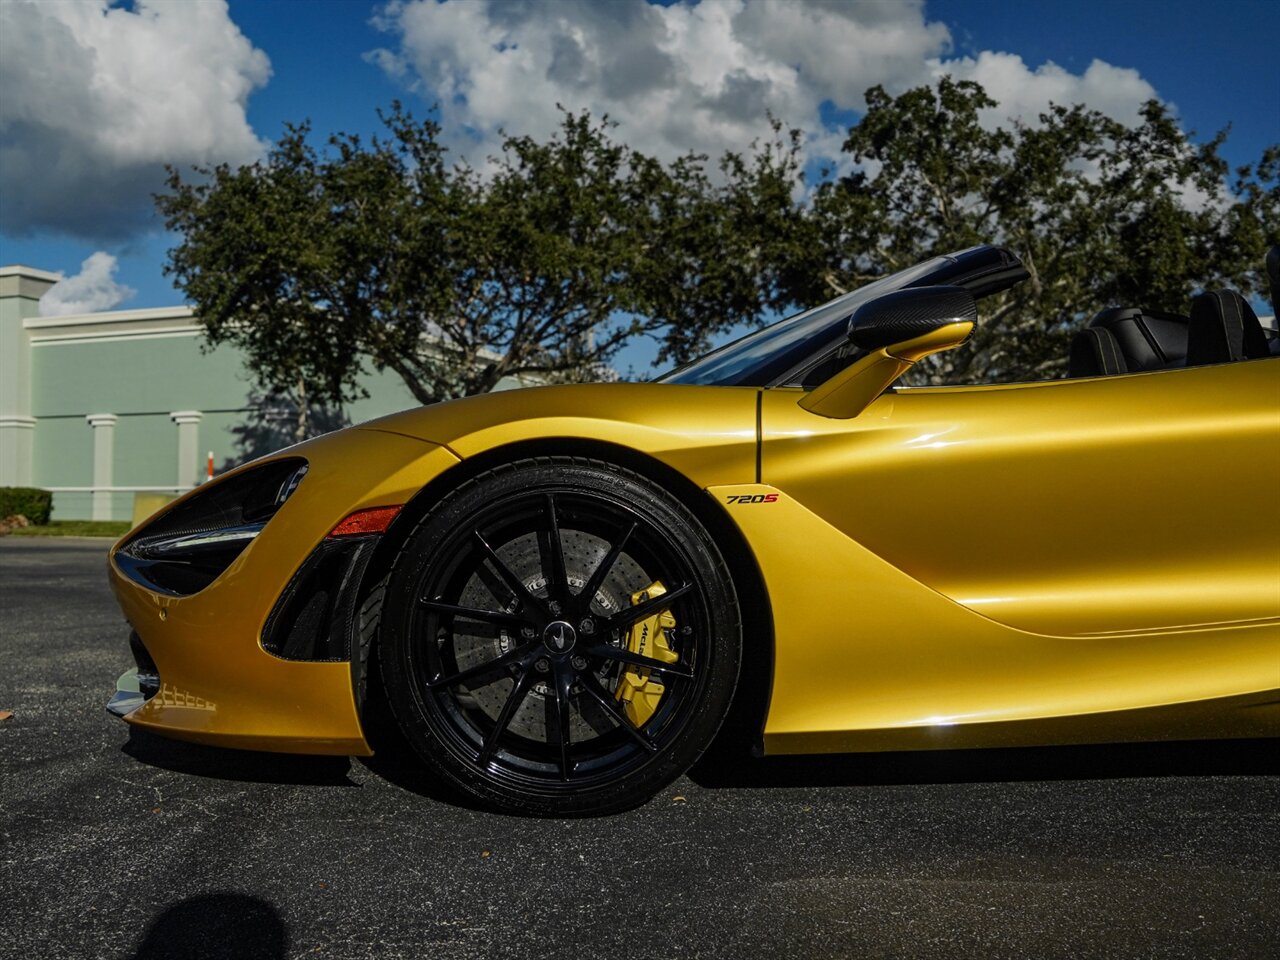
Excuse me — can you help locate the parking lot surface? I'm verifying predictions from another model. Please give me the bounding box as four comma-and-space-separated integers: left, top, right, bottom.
1, 537, 1277, 959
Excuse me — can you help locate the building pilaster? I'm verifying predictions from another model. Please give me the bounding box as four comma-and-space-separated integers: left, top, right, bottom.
0, 415, 36, 486
0, 265, 59, 488
86, 413, 118, 521
170, 411, 203, 489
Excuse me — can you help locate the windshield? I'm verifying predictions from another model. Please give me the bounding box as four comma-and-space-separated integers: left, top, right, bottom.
657, 245, 1025, 387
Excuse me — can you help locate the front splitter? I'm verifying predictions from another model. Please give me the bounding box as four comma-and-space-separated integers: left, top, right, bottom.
106, 667, 155, 719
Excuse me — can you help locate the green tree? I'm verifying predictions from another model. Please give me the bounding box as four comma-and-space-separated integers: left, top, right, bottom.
157, 107, 787, 407
627, 119, 813, 365
159, 87, 1276, 403
800, 78, 1277, 384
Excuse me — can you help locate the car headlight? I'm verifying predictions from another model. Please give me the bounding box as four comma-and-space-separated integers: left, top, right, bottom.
116, 457, 308, 596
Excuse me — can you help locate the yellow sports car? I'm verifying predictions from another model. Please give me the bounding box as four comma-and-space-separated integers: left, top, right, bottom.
107, 244, 1280, 815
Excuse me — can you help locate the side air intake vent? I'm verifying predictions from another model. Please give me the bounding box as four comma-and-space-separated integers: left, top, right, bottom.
261, 537, 379, 661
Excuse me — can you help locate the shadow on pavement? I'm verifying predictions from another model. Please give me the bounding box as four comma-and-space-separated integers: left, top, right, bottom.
689, 736, 1280, 790
122, 709, 1277, 801
353, 688, 487, 811
119, 705, 481, 809
129, 893, 286, 960
124, 729, 356, 787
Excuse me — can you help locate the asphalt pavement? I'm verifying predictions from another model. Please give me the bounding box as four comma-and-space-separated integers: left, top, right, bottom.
2, 537, 1277, 960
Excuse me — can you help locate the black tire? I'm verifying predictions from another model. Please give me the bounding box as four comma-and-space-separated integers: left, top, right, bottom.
378, 456, 742, 816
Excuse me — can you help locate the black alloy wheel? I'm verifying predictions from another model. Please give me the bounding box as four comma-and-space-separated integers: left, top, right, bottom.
379, 457, 742, 816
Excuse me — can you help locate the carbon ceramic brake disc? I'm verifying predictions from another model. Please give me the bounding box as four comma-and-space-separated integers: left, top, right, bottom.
450, 530, 652, 743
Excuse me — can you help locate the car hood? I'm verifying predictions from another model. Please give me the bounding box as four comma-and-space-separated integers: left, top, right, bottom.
354, 381, 761, 487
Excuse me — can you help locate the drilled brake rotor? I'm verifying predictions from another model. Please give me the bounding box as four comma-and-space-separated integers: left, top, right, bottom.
449, 529, 662, 743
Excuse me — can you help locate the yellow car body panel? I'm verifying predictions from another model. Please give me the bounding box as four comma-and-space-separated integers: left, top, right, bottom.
761, 358, 1280, 637
711, 482, 1276, 754
364, 382, 760, 485
109, 359, 1279, 757
108, 383, 760, 756
750, 357, 1279, 752
109, 429, 461, 754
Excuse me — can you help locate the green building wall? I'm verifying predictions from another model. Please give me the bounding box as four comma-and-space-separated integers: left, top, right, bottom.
0, 264, 525, 522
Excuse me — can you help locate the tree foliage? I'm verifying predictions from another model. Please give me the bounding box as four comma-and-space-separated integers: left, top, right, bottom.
628, 120, 810, 364
159, 84, 1276, 408
794, 78, 1277, 383
158, 107, 787, 407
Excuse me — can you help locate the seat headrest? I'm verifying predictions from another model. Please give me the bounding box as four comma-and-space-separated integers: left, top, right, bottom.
1186, 290, 1269, 366
1069, 326, 1128, 378
1088, 307, 1188, 371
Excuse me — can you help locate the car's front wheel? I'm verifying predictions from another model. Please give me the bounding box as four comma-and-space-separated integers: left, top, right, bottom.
378, 457, 742, 816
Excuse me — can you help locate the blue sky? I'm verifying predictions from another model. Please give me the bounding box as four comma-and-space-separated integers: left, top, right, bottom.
1, 0, 1276, 371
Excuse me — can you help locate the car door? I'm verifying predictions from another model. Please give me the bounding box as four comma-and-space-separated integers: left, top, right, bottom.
759, 357, 1280, 637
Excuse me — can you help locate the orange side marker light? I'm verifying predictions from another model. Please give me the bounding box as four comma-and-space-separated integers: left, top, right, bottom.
327, 504, 404, 538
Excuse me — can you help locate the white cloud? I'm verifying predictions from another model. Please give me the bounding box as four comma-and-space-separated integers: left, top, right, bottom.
368, 0, 1164, 173
935, 52, 1158, 129
0, 0, 271, 239
39, 252, 137, 317
368, 0, 951, 168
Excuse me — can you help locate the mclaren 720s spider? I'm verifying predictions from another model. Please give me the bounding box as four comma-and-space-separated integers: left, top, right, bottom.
107, 244, 1280, 815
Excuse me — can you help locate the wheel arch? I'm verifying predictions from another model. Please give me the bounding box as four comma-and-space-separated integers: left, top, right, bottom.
354, 435, 774, 756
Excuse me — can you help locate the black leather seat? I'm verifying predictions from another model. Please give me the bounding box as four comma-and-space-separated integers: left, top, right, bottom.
1088, 307, 1190, 371
1068, 325, 1127, 377
1185, 290, 1271, 365
1068, 306, 1189, 378
1265, 245, 1280, 353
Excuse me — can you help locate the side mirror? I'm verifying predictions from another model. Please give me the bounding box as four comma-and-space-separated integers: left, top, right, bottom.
799, 285, 977, 419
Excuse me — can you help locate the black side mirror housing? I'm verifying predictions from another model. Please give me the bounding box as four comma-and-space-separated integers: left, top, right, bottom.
800, 285, 978, 420
848, 285, 978, 351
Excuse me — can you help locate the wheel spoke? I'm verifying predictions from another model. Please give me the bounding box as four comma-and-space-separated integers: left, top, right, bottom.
427, 640, 537, 689
436, 620, 505, 641
579, 520, 638, 609
548, 666, 574, 781
586, 643, 694, 680
541, 493, 568, 598
473, 562, 517, 614
477, 667, 536, 764
473, 530, 547, 618
421, 599, 527, 629
605, 582, 693, 630
578, 673, 658, 753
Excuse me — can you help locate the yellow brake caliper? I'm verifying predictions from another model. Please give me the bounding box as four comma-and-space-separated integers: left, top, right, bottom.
614, 580, 679, 727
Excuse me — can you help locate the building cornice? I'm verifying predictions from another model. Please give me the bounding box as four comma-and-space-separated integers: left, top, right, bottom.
0, 264, 63, 283
0, 264, 61, 300
25, 305, 197, 328
26, 305, 201, 345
